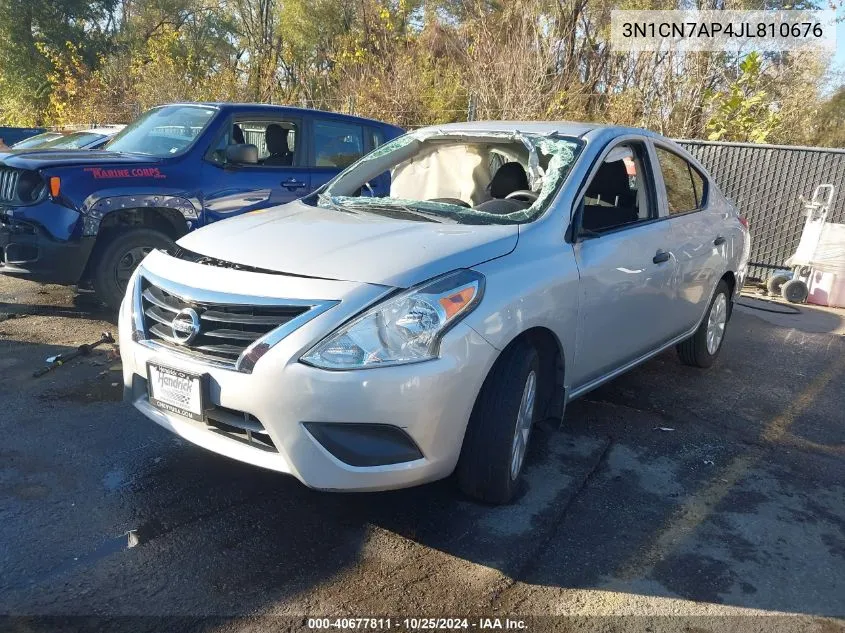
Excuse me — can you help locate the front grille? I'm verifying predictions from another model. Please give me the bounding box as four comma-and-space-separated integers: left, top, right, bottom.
140, 278, 311, 367
0, 168, 20, 202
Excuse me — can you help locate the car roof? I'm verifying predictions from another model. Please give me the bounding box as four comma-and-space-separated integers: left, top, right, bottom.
160, 102, 404, 132
412, 120, 661, 140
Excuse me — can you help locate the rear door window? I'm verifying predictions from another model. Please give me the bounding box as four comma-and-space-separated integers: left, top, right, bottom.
314, 120, 364, 168
210, 118, 300, 167
655, 147, 706, 215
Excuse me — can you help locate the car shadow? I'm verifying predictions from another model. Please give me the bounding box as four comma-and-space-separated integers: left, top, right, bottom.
0, 297, 114, 323
735, 293, 845, 335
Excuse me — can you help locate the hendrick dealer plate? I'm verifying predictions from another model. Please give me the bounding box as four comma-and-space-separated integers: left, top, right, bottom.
147, 363, 205, 421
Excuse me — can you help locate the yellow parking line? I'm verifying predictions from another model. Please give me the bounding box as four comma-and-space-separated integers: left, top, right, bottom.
617, 355, 845, 581
617, 454, 754, 580
761, 355, 845, 443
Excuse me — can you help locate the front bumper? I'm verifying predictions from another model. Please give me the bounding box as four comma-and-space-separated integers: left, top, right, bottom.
0, 204, 92, 284
119, 253, 499, 492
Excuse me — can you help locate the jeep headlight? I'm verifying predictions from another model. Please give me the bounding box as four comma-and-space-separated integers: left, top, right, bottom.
301, 270, 484, 370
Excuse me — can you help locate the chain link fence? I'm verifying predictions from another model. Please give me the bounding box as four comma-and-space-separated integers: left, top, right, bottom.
679, 140, 845, 281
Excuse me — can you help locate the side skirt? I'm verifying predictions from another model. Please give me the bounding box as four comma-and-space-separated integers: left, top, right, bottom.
565, 324, 698, 404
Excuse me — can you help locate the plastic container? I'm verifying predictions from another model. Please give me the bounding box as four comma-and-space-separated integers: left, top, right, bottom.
807, 269, 845, 308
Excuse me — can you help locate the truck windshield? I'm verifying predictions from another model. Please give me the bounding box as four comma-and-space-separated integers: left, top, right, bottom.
105, 105, 216, 157
11, 132, 62, 149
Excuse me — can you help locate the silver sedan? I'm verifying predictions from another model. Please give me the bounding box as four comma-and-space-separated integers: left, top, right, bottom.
119, 121, 749, 504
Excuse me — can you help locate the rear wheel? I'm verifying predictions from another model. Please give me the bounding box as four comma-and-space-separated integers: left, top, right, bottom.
677, 280, 731, 368
92, 228, 173, 310
457, 340, 540, 504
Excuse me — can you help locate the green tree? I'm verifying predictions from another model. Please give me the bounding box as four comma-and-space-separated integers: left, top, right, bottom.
809, 87, 845, 149
705, 52, 781, 143
0, 0, 117, 124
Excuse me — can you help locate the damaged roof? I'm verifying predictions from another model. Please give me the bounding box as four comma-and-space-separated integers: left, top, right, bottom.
413, 120, 657, 140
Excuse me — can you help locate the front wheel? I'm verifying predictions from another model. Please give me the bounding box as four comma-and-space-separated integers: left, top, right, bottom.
457, 340, 540, 504
677, 280, 731, 368
92, 229, 174, 310
781, 278, 809, 304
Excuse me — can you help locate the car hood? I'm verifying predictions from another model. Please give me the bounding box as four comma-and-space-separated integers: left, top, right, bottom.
0, 150, 154, 170
177, 200, 519, 288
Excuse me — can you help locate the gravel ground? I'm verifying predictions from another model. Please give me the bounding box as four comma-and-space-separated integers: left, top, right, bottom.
1, 276, 843, 633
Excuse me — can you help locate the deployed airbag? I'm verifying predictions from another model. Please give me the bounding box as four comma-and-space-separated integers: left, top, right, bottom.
390, 144, 490, 206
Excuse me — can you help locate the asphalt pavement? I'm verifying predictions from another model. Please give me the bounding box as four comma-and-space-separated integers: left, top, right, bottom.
1, 277, 843, 633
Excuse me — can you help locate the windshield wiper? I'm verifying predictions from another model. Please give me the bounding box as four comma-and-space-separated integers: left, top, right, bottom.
320, 195, 457, 223
318, 194, 364, 216
352, 202, 457, 224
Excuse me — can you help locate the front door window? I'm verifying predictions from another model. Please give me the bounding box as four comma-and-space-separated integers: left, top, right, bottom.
581, 143, 654, 233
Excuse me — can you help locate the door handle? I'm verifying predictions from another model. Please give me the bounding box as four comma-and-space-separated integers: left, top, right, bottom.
714, 236, 726, 246
653, 250, 671, 264
282, 179, 306, 190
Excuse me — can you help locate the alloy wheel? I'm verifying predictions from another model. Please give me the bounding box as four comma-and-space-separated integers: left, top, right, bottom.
706, 292, 728, 355
510, 370, 537, 480
115, 246, 152, 289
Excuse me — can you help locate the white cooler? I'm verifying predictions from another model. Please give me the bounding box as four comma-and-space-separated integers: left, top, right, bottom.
804, 223, 845, 308
808, 270, 845, 308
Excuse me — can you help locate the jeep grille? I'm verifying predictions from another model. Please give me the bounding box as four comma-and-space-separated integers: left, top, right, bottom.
0, 168, 20, 202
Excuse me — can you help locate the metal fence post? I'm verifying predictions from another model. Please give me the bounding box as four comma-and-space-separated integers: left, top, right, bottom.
467, 94, 477, 122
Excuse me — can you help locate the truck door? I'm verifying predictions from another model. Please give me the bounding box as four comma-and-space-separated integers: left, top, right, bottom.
201, 115, 311, 223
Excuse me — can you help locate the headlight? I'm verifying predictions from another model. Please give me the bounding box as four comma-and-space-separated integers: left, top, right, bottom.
17, 171, 47, 202
301, 269, 485, 370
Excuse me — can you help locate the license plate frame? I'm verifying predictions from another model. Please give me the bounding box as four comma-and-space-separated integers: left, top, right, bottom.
147, 362, 207, 421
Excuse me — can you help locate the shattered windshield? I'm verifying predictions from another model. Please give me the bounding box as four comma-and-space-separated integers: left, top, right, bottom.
313, 130, 582, 225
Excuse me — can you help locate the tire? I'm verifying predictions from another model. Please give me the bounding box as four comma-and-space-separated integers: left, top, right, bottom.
92, 228, 173, 310
677, 280, 731, 369
766, 273, 791, 296
781, 279, 809, 304
457, 340, 540, 504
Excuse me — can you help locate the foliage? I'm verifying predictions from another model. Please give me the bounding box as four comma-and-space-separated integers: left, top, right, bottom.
808, 86, 845, 148
0, 0, 839, 147
705, 53, 780, 143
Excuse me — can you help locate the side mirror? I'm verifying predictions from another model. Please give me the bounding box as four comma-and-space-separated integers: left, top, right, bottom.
225, 143, 258, 165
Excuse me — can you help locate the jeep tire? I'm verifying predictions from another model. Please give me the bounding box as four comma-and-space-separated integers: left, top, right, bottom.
92, 229, 174, 310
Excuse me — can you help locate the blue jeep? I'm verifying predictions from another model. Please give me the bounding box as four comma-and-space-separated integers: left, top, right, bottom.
0, 103, 403, 307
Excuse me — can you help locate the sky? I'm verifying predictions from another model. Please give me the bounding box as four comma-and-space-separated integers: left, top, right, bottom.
830, 15, 845, 92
